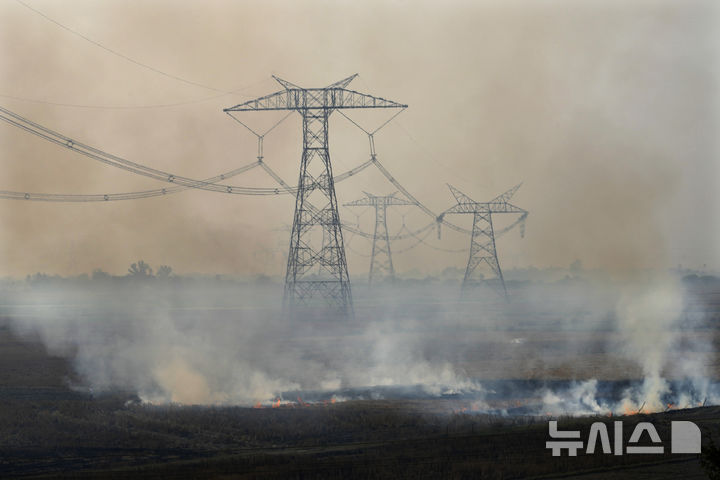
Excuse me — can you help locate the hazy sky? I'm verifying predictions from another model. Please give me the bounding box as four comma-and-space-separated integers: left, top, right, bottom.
0, 0, 717, 277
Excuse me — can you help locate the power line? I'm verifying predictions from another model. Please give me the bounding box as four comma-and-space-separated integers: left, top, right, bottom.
335, 111, 473, 236
336, 102, 523, 240
13, 0, 239, 96
0, 78, 275, 110
0, 160, 261, 202
392, 226, 437, 254
250, 105, 525, 245
0, 105, 299, 195
402, 223, 467, 253
0, 147, 375, 203
0, 91, 231, 110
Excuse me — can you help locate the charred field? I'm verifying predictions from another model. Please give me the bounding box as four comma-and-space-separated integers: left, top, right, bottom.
0, 274, 719, 478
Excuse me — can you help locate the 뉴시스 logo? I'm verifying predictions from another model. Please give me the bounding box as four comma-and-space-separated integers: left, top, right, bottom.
546, 420, 701, 456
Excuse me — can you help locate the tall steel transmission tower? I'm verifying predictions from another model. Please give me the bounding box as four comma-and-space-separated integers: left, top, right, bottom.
441, 184, 527, 299
345, 192, 415, 285
224, 74, 406, 315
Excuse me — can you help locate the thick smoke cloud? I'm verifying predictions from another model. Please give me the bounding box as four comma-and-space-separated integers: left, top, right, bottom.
0, 1, 716, 415
4, 273, 715, 415
6, 282, 486, 405
0, 0, 717, 277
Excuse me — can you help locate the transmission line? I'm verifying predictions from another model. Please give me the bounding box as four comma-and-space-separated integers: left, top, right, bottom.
0, 146, 374, 203
344, 233, 371, 258
0, 105, 293, 195
0, 91, 233, 110
402, 223, 468, 253
13, 0, 241, 96
337, 111, 474, 236
0, 160, 261, 202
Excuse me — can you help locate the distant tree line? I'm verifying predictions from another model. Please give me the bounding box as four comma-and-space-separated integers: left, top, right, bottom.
19, 260, 279, 288
16, 259, 719, 288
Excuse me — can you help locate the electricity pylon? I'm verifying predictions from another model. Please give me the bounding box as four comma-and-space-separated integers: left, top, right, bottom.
441, 183, 527, 299
224, 74, 406, 316
344, 192, 415, 285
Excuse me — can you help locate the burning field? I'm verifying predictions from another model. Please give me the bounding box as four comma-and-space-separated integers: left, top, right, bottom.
0, 274, 718, 478
6, 274, 719, 415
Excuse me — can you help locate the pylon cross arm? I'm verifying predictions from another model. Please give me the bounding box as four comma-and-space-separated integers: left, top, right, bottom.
224, 88, 407, 112
445, 203, 487, 214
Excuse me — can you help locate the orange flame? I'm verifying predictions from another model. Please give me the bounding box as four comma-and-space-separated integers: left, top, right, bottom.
253, 402, 263, 409
272, 398, 281, 408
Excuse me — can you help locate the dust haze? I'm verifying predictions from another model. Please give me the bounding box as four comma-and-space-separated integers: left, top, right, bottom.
0, 0, 717, 276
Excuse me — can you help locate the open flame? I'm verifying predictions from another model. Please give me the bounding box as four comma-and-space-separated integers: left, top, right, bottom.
252, 395, 341, 409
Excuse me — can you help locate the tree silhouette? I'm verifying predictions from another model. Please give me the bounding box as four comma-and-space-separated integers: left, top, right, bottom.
156, 265, 172, 279
128, 260, 153, 278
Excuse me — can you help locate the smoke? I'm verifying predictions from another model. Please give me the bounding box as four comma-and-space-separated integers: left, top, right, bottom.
612, 279, 679, 412
535, 276, 718, 416
5, 281, 486, 405
351, 319, 483, 396
0, 1, 715, 419
0, 1, 717, 277
613, 277, 718, 412
541, 380, 607, 416
4, 270, 716, 417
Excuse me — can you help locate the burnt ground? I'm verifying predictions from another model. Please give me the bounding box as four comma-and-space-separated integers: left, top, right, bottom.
0, 324, 717, 479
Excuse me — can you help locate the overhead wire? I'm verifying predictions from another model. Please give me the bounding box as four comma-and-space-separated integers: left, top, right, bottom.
0, 107, 375, 202
337, 103, 528, 242
1, 155, 380, 203
8, 1, 279, 110
13, 0, 239, 96
0, 105, 294, 195
336, 108, 472, 236
344, 233, 371, 258
0, 91, 233, 110
0, 160, 261, 202
0, 68, 526, 246
389, 224, 435, 255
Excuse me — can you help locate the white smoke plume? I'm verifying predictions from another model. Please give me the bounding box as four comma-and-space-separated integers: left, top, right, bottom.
5, 282, 482, 405
5, 274, 717, 415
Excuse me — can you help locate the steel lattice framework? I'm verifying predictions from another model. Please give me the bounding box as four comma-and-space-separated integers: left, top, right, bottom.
345, 192, 416, 285
224, 74, 406, 316
441, 184, 527, 299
